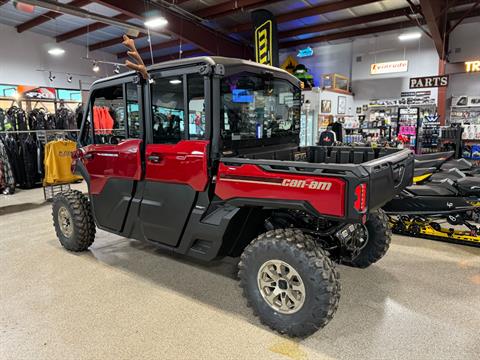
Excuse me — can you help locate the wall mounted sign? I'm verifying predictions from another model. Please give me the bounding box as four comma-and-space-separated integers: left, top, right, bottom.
416, 90, 431, 97
370, 60, 408, 75
297, 46, 314, 58
465, 60, 480, 72
321, 100, 331, 113
409, 75, 449, 88
17, 85, 56, 99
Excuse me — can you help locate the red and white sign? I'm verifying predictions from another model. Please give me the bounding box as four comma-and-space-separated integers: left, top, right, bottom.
371, 60, 408, 75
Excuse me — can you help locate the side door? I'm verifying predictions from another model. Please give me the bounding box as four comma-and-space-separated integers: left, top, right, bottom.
138, 71, 210, 246
78, 78, 143, 232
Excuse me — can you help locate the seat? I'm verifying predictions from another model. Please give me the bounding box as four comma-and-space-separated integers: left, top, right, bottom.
414, 151, 454, 161
456, 177, 480, 196
407, 184, 457, 197
430, 168, 465, 182
441, 158, 473, 171
414, 158, 445, 169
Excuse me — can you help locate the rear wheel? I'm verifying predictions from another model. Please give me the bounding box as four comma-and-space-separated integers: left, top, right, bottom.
52, 190, 96, 251
347, 210, 391, 268
238, 229, 340, 337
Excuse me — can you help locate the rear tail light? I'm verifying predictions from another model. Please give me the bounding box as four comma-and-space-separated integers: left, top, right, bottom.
354, 183, 368, 212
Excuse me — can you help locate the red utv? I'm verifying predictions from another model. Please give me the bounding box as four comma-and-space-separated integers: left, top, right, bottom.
52, 56, 413, 337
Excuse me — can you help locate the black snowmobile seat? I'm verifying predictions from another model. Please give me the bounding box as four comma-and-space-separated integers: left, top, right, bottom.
455, 177, 480, 196
407, 184, 457, 197
441, 158, 473, 171
430, 168, 466, 182
414, 151, 454, 161
414, 158, 446, 169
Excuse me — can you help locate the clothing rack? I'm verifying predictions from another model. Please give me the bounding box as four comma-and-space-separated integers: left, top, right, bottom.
0, 129, 80, 145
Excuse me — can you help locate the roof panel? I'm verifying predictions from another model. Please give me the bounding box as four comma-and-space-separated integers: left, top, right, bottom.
82, 2, 121, 17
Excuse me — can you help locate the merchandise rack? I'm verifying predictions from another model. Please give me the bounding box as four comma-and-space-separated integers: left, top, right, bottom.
0, 129, 82, 200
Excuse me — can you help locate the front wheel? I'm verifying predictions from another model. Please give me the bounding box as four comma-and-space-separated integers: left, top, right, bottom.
52, 190, 96, 251
238, 229, 340, 337
347, 209, 392, 268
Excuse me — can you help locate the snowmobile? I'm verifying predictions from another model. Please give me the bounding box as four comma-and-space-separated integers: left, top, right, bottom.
382, 180, 480, 247
414, 151, 480, 179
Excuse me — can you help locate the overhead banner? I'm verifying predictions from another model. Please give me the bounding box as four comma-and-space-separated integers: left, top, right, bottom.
252, 9, 278, 67
370, 60, 408, 75
409, 75, 449, 88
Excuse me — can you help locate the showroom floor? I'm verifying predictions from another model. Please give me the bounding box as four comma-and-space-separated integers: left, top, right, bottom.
1, 185, 480, 360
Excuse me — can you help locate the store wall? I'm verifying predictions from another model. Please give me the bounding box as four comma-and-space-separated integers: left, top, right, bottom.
351, 32, 440, 107
0, 23, 118, 90
279, 42, 352, 88
447, 21, 480, 98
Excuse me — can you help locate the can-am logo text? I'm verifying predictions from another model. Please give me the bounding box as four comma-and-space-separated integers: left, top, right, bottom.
281, 179, 332, 191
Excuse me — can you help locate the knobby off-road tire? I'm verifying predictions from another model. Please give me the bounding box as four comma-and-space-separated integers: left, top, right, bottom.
52, 190, 96, 252
348, 209, 392, 268
238, 228, 340, 337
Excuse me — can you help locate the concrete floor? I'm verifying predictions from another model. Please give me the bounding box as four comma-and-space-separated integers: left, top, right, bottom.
1, 185, 480, 360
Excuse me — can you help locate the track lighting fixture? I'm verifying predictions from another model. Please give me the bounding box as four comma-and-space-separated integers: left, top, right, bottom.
67, 74, 73, 83
114, 65, 120, 74
92, 62, 100, 72
48, 71, 55, 82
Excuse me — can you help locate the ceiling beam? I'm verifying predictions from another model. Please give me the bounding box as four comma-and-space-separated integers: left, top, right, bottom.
195, 0, 283, 19
279, 18, 427, 49
279, 5, 480, 50
229, 0, 379, 33
16, 0, 91, 33
279, 6, 420, 39
94, 0, 249, 58
419, 0, 448, 59
89, 33, 147, 51
16, 0, 159, 38
448, 0, 480, 33
117, 39, 181, 59
56, 13, 131, 43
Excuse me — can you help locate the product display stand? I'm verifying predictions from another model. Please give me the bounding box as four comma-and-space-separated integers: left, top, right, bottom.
0, 129, 80, 198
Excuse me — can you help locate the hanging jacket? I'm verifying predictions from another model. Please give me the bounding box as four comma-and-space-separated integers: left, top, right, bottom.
0, 108, 5, 131
0, 139, 15, 188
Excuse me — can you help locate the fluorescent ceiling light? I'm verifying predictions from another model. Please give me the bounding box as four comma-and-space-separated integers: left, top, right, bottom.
48, 47, 65, 56
144, 17, 168, 29
169, 79, 182, 84
398, 32, 421, 41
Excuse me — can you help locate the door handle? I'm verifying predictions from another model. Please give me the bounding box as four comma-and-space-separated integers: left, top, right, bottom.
84, 153, 94, 160
148, 154, 162, 163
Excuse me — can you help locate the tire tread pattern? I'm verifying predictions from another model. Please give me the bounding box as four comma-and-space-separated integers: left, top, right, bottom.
349, 209, 391, 268
52, 190, 96, 252
238, 228, 340, 337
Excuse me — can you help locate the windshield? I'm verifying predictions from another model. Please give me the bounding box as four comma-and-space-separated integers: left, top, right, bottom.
220, 72, 301, 150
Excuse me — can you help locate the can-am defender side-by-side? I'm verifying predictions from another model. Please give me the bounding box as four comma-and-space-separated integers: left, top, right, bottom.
52, 52, 413, 337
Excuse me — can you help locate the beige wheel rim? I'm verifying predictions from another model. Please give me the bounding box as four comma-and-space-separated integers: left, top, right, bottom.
58, 206, 73, 238
257, 259, 306, 314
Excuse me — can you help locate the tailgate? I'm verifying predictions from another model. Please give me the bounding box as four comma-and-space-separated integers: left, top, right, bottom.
362, 149, 414, 210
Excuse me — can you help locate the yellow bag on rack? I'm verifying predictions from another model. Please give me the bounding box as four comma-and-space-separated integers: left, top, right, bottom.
43, 140, 83, 185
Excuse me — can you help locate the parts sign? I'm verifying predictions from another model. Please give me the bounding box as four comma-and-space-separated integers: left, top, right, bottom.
409, 75, 449, 89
